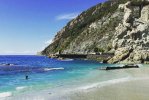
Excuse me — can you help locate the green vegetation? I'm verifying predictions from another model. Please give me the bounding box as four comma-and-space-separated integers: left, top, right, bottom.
42, 0, 131, 55
94, 47, 105, 53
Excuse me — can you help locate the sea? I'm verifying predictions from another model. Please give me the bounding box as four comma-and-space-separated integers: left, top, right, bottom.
0, 55, 145, 100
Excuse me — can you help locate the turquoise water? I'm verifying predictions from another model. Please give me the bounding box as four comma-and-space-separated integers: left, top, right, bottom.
0, 55, 112, 97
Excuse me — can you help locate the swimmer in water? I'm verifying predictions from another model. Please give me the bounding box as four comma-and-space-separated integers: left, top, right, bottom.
25, 75, 29, 80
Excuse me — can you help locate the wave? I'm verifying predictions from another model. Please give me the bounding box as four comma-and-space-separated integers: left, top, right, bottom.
0, 92, 12, 98
44, 67, 64, 71
59, 59, 74, 61
16, 86, 27, 90
76, 77, 131, 90
0, 63, 16, 66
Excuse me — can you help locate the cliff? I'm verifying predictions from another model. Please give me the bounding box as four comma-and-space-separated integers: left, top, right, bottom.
42, 0, 129, 55
108, 0, 149, 64
42, 0, 149, 64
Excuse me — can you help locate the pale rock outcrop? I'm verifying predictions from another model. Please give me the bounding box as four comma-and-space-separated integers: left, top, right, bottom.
119, 1, 133, 28
141, 5, 149, 21
109, 1, 149, 64
108, 47, 133, 63
42, 0, 149, 61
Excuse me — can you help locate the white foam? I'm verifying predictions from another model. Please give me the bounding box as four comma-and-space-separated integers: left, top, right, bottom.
77, 77, 131, 90
16, 86, 27, 90
44, 67, 64, 71
60, 59, 74, 61
0, 92, 12, 98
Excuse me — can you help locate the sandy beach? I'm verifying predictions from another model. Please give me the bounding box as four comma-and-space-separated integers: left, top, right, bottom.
62, 65, 149, 100
68, 78, 149, 100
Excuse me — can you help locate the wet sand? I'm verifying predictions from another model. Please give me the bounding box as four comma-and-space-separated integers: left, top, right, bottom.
64, 66, 149, 100
8, 78, 149, 100
68, 78, 149, 100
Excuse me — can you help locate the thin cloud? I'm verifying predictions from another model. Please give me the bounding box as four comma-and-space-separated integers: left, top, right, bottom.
1, 50, 35, 55
45, 39, 53, 45
39, 39, 53, 51
56, 12, 79, 20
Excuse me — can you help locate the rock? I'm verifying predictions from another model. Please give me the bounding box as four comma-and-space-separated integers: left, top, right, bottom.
144, 61, 149, 64
133, 51, 142, 61
41, 0, 149, 64
108, 47, 133, 63
41, 0, 125, 55
141, 5, 149, 22
109, 1, 149, 64
119, 1, 133, 28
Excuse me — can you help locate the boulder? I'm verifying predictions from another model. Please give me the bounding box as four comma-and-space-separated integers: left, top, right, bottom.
108, 47, 133, 63
140, 5, 149, 22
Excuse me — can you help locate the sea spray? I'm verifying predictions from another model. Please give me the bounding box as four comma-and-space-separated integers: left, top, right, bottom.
16, 86, 27, 91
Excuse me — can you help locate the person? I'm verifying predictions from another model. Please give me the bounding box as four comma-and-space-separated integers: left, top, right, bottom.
25, 67, 30, 80
25, 75, 29, 80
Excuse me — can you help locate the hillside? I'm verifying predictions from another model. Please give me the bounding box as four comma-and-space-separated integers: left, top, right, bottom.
41, 0, 149, 64
41, 0, 129, 55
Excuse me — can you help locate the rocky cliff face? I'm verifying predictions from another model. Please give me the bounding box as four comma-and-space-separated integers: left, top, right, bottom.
42, 0, 149, 64
108, 0, 149, 64
42, 0, 128, 55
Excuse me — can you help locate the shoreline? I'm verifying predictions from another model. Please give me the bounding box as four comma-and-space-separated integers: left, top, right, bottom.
49, 66, 149, 100
67, 78, 149, 100
4, 77, 149, 100
40, 75, 149, 100
2, 65, 149, 100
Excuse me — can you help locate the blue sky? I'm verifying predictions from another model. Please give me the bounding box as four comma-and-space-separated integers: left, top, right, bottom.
0, 0, 106, 55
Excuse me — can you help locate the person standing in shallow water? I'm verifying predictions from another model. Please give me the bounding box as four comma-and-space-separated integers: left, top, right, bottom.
25, 75, 29, 80
25, 68, 29, 80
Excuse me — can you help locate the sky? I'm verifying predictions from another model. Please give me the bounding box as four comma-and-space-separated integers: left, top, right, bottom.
0, 0, 106, 55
